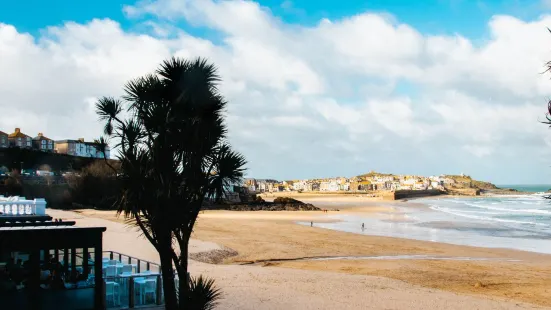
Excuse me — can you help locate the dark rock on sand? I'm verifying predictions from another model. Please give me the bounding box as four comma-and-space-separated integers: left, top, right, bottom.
190, 247, 238, 264
204, 196, 320, 211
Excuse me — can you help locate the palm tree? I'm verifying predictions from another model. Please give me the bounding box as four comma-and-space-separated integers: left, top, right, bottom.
95, 57, 246, 309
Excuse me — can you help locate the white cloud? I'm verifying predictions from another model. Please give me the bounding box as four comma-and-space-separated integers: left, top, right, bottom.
542, 0, 551, 9
2, 0, 551, 183
463, 145, 494, 157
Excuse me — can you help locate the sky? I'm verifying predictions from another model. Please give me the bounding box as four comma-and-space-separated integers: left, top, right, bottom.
2, 0, 551, 184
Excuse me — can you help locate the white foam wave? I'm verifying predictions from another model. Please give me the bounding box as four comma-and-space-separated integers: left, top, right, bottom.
457, 202, 551, 215
430, 205, 548, 227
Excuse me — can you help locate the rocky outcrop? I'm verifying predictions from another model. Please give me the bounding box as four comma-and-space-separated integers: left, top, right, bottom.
189, 247, 238, 264
446, 188, 480, 196
383, 189, 444, 200
204, 197, 320, 211
481, 188, 530, 195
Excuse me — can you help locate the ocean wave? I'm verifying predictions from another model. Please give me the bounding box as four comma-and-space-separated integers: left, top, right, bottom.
457, 202, 551, 215
429, 205, 549, 227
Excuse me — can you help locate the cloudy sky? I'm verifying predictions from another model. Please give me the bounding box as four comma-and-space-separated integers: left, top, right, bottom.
2, 0, 551, 184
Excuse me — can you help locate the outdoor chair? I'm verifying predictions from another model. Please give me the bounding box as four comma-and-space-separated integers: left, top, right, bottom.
105, 265, 117, 279
105, 281, 120, 307
122, 264, 132, 274
142, 279, 157, 304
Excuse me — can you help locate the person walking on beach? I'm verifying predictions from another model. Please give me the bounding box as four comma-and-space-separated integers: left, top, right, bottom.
311, 221, 313, 227
361, 223, 365, 230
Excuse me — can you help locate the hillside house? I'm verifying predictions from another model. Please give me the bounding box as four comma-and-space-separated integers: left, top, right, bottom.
55, 139, 110, 159
0, 131, 8, 148
32, 133, 54, 152
8, 128, 32, 149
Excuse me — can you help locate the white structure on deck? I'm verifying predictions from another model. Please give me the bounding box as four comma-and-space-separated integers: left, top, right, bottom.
0, 195, 47, 216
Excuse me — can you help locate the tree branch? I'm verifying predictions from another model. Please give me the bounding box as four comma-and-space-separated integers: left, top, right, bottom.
134, 214, 160, 251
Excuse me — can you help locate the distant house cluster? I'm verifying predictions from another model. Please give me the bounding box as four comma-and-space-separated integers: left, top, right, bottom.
241, 174, 458, 194
0, 128, 110, 159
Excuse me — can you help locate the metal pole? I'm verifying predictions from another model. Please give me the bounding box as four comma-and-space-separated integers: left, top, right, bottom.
129, 277, 135, 308
156, 275, 162, 305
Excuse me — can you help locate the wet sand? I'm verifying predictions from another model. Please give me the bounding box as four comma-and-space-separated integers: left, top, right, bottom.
61, 196, 551, 308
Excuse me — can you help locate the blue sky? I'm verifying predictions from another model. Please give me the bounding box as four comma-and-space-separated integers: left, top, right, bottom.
2, 0, 547, 39
2, 0, 551, 184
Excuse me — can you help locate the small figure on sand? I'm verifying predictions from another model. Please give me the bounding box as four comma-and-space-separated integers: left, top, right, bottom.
311, 221, 313, 227
361, 223, 365, 230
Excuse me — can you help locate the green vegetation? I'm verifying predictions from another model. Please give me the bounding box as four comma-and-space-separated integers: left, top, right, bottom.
356, 171, 394, 178
442, 175, 498, 190
0, 147, 117, 173
182, 275, 223, 310
0, 161, 120, 209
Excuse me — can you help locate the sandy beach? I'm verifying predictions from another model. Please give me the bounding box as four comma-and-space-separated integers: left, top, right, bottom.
49, 195, 551, 309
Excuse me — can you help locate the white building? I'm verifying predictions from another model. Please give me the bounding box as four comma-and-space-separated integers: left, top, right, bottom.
293, 180, 307, 191
55, 139, 110, 159
320, 180, 340, 192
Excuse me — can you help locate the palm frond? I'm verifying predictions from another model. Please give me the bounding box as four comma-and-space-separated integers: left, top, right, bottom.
180, 275, 223, 310
207, 144, 247, 201
96, 97, 123, 120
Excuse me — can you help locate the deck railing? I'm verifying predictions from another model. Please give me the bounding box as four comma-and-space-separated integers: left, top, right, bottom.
0, 195, 47, 215
102, 251, 164, 309
103, 251, 161, 274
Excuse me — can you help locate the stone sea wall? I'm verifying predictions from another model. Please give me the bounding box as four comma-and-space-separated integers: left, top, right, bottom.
382, 189, 445, 200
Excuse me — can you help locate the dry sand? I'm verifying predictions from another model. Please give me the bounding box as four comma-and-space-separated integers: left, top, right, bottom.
48, 197, 551, 309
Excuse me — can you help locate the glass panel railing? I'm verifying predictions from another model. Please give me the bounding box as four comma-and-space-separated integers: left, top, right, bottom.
105, 273, 163, 309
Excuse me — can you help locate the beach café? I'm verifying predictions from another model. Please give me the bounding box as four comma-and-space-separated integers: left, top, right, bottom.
0, 196, 166, 309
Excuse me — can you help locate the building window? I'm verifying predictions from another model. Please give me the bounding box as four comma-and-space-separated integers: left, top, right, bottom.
27, 142, 31, 147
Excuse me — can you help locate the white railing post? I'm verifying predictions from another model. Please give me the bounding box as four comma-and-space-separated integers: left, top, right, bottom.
34, 198, 46, 215
0, 196, 47, 216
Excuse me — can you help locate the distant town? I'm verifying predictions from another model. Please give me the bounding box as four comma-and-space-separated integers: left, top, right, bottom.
0, 127, 486, 197
0, 127, 110, 159
240, 172, 479, 194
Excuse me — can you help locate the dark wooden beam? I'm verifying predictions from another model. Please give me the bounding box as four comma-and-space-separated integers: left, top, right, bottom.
83, 247, 89, 277
0, 221, 76, 227
63, 248, 69, 274
0, 215, 52, 223
70, 247, 77, 281
94, 238, 104, 310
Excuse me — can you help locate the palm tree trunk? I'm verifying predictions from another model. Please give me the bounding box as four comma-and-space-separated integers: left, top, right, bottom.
177, 237, 190, 310
159, 243, 178, 309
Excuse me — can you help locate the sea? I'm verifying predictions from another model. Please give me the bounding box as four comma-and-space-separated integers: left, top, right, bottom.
497, 184, 551, 193
299, 186, 551, 254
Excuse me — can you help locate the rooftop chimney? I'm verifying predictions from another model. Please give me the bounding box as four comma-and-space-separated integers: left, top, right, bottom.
15, 128, 20, 133
38, 133, 43, 137
78, 138, 84, 142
